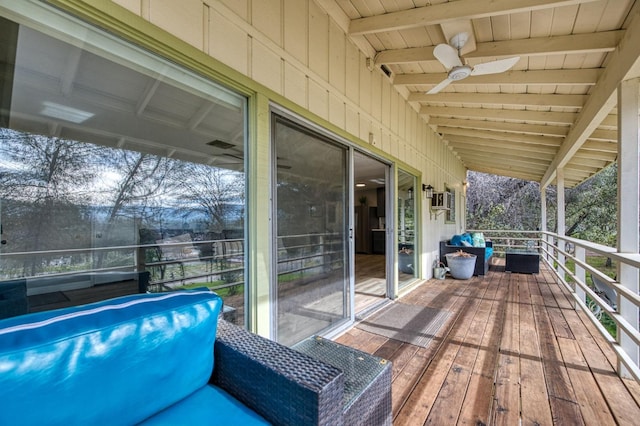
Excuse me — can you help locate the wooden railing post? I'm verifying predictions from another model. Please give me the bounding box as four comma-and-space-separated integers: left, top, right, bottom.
617, 77, 640, 378
575, 245, 586, 309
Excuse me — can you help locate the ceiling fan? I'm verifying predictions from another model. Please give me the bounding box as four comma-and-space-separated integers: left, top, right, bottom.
427, 32, 520, 94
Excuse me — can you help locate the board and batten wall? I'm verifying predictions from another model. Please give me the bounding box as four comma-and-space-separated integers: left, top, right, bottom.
111, 0, 467, 273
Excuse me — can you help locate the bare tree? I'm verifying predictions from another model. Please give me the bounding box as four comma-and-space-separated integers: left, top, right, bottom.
0, 129, 96, 275
178, 165, 245, 234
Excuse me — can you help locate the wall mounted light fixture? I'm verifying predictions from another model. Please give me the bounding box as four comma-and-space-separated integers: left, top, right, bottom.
422, 184, 434, 199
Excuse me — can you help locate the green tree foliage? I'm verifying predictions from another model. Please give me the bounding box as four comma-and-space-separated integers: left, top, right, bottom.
466, 164, 618, 246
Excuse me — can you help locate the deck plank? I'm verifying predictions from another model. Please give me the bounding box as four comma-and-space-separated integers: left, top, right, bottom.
566, 309, 640, 424
458, 272, 508, 425
492, 272, 521, 425
394, 280, 480, 424
425, 278, 494, 424
336, 259, 640, 425
556, 336, 616, 425
530, 274, 586, 424
519, 274, 554, 425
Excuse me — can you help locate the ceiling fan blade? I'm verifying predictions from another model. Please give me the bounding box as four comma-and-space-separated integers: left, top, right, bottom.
470, 56, 520, 76
433, 43, 462, 70
426, 78, 453, 94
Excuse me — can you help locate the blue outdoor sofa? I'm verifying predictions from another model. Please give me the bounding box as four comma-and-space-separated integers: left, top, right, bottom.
0, 289, 391, 425
440, 233, 493, 276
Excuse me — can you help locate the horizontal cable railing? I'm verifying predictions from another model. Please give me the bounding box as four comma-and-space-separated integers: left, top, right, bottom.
0, 237, 246, 294
276, 233, 344, 279
472, 229, 640, 382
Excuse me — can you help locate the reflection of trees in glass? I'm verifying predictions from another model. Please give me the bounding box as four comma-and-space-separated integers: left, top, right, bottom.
93, 151, 184, 268
0, 127, 245, 279
179, 165, 244, 233
0, 129, 97, 274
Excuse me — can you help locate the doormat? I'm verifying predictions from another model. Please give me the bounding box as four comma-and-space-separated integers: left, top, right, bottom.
357, 302, 451, 348
28, 291, 70, 308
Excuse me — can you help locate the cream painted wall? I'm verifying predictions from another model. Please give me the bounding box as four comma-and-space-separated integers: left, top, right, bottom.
112, 0, 467, 276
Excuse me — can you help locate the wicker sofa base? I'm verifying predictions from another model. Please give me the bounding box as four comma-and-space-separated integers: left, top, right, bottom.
439, 240, 493, 276
214, 322, 393, 426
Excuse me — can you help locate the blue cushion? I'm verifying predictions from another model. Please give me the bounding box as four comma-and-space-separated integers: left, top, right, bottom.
485, 247, 493, 260
450, 234, 464, 245
451, 234, 473, 246
141, 385, 270, 425
0, 289, 222, 425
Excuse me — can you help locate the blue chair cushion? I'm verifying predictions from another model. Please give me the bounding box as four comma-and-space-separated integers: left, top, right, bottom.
140, 385, 270, 425
0, 289, 222, 425
485, 247, 493, 261
450, 233, 473, 246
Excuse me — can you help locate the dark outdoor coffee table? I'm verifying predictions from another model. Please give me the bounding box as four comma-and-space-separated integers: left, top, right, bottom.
293, 336, 392, 426
505, 249, 540, 274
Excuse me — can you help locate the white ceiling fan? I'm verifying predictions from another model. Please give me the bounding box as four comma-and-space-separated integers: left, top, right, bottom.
427, 32, 520, 94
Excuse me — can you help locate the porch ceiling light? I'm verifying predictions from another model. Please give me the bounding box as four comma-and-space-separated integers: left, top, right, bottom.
356, 183, 366, 187
40, 101, 94, 123
422, 184, 434, 199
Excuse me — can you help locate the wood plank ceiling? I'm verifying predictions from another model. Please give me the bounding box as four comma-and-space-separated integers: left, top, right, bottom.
318, 0, 640, 188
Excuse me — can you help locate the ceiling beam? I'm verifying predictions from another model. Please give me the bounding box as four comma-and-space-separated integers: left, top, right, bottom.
465, 160, 546, 176
455, 150, 551, 167
349, 0, 599, 36
420, 106, 580, 124
440, 127, 563, 146
566, 156, 611, 169
582, 140, 618, 152
409, 92, 587, 107
393, 68, 602, 86
588, 129, 617, 141
466, 166, 544, 182
541, 6, 640, 187
446, 137, 558, 155
375, 31, 622, 65
573, 150, 617, 161
430, 117, 569, 137
451, 146, 554, 163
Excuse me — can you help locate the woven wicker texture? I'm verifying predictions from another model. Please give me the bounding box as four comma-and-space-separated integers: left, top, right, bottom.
213, 320, 345, 426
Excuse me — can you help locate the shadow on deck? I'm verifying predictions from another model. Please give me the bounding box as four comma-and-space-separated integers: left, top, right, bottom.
336, 259, 640, 425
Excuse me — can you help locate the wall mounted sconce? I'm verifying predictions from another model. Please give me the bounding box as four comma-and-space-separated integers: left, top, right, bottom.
422, 184, 434, 199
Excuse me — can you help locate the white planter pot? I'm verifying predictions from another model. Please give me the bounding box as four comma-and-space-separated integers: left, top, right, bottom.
445, 253, 477, 279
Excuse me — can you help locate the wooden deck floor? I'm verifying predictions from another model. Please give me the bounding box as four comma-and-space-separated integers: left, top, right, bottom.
336, 261, 640, 425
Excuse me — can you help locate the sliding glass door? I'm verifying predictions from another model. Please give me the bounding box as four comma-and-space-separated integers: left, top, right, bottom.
398, 169, 418, 289
272, 114, 350, 346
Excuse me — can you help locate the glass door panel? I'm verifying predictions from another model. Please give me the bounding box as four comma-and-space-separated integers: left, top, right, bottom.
273, 115, 349, 346
398, 169, 417, 289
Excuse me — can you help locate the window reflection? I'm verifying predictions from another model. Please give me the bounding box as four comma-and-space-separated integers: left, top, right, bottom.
0, 16, 246, 323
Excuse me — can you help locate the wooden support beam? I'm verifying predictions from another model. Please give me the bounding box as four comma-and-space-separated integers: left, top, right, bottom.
440, 127, 563, 146
446, 138, 558, 156
376, 31, 622, 65
349, 0, 600, 35
430, 117, 569, 137
464, 162, 544, 180
393, 69, 602, 86
451, 149, 551, 167
410, 92, 586, 107
617, 77, 640, 378
420, 106, 581, 124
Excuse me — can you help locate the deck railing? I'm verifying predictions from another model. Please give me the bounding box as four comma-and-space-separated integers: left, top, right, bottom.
0, 237, 245, 294
470, 229, 640, 382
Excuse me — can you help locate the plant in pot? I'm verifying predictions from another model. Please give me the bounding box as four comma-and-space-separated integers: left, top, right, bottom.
445, 250, 477, 279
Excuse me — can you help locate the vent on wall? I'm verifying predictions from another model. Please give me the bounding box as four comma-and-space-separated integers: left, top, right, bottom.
206, 139, 234, 149
380, 64, 392, 78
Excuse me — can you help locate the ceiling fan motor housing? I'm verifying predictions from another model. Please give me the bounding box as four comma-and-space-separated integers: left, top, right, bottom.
449, 65, 472, 80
